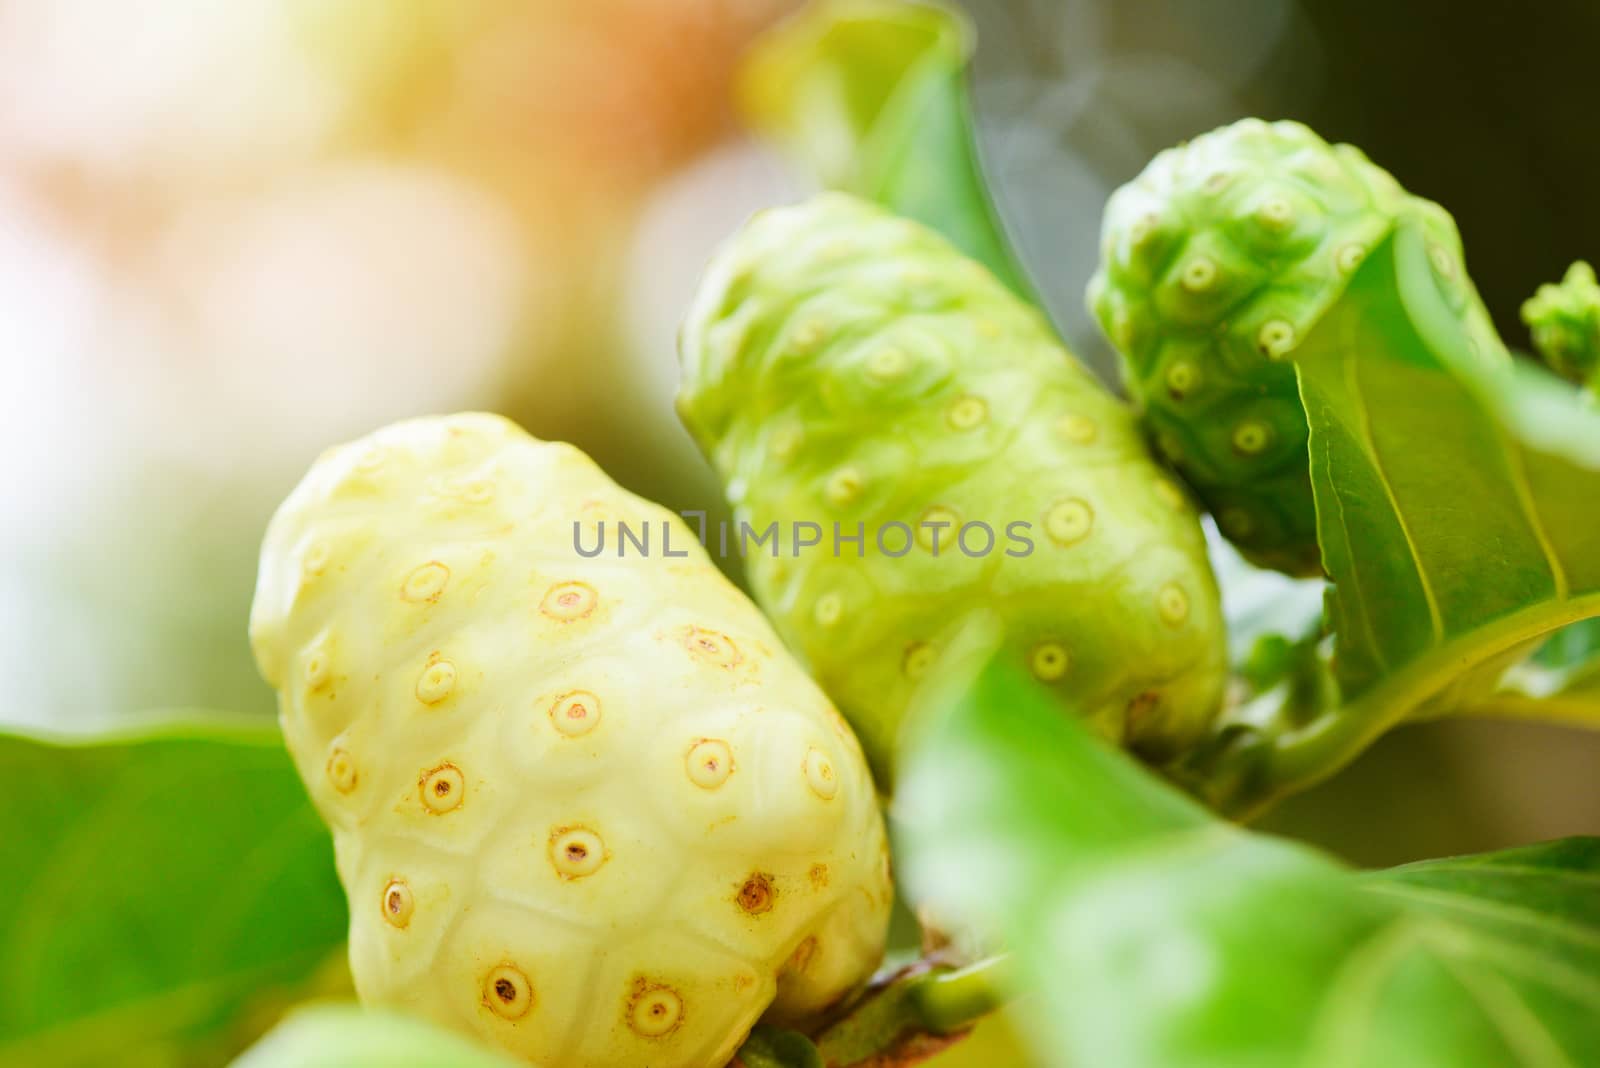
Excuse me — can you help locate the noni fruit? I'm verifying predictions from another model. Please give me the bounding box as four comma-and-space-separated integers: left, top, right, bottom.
249, 413, 891, 1068
677, 192, 1227, 785
1523, 260, 1600, 396
1088, 118, 1502, 575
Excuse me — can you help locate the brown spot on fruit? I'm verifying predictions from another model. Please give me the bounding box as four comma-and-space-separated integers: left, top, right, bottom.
627, 980, 684, 1038
381, 879, 413, 928
549, 826, 606, 879
809, 864, 829, 889
484, 964, 533, 1020
419, 763, 464, 814
736, 873, 775, 915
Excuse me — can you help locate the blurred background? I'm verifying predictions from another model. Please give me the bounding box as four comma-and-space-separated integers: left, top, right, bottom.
4, 0, 1597, 1007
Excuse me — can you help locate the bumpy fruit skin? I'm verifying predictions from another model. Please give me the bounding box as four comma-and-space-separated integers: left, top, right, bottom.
1523, 261, 1600, 395
1088, 118, 1501, 575
249, 413, 891, 1068
678, 192, 1226, 784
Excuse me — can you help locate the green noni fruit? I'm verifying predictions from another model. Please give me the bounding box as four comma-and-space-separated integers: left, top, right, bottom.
1523, 260, 1600, 395
249, 413, 891, 1068
1088, 118, 1502, 575
678, 192, 1227, 785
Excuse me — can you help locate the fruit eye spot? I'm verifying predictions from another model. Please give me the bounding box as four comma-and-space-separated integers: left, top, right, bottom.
540, 581, 598, 621
736, 873, 775, 915
902, 642, 936, 681
326, 748, 357, 794
1257, 320, 1296, 359
866, 347, 909, 380
628, 984, 684, 1038
301, 539, 331, 578
415, 658, 457, 704
813, 592, 844, 627
685, 739, 734, 789
549, 690, 601, 737
1030, 642, 1070, 682
1158, 584, 1191, 626
401, 561, 451, 603
804, 747, 839, 800
419, 764, 465, 814
549, 827, 606, 879
1257, 197, 1294, 228
381, 879, 413, 928
302, 639, 333, 690
1179, 257, 1218, 292
1045, 498, 1095, 546
1165, 361, 1200, 397
916, 506, 959, 551
825, 467, 864, 507
484, 964, 533, 1020
681, 627, 741, 668
946, 395, 988, 430
1128, 213, 1160, 247
1058, 414, 1098, 444
1231, 420, 1272, 456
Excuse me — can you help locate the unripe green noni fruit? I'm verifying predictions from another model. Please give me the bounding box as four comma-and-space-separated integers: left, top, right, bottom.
1088, 118, 1500, 575
249, 413, 891, 1068
1523, 260, 1600, 395
678, 192, 1226, 785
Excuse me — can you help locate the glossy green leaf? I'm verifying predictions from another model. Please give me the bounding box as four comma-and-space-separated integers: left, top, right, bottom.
740, 0, 1035, 301
896, 657, 1600, 1068
1463, 620, 1600, 730
231, 1003, 518, 1068
0, 716, 346, 1067
1188, 221, 1600, 811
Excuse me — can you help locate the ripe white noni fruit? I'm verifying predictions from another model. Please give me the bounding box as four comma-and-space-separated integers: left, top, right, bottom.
249, 413, 891, 1068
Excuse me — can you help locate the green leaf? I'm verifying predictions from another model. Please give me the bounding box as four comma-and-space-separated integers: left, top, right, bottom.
0, 716, 346, 1067
1189, 220, 1600, 813
740, 0, 1036, 301
231, 1003, 518, 1068
1459, 625, 1600, 731
896, 657, 1600, 1068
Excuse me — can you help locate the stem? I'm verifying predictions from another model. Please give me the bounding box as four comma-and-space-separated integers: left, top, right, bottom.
907, 956, 1016, 1034
810, 954, 1014, 1067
